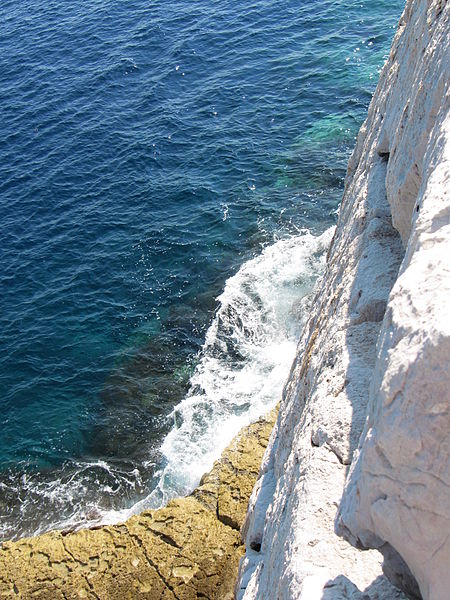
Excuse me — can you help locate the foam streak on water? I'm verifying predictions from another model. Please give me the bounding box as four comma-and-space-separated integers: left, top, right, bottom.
142, 227, 334, 507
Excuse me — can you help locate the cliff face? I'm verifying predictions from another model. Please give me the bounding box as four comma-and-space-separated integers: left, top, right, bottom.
337, 0, 450, 597
237, 1, 449, 599
1, 1, 448, 599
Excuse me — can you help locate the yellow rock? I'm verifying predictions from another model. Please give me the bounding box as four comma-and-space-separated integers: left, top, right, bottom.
0, 410, 277, 600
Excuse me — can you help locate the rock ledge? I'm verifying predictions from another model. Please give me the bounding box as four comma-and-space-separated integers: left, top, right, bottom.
0, 410, 276, 600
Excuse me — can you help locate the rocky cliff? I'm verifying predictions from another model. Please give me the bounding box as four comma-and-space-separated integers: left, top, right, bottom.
1, 1, 448, 599
237, 0, 449, 599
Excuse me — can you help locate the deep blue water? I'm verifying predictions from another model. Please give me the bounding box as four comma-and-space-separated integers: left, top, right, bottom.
0, 0, 403, 540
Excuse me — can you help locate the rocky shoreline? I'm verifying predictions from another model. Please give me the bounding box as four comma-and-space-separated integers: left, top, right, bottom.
1, 0, 448, 598
0, 410, 276, 599
237, 0, 449, 598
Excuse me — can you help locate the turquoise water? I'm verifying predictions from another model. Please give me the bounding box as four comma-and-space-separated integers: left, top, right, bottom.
0, 0, 403, 540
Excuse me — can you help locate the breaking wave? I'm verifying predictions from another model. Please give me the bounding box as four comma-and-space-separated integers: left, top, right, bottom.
137, 227, 334, 509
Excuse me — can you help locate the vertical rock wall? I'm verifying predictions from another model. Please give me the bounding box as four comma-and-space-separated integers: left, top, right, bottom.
237, 0, 449, 598
337, 1, 450, 599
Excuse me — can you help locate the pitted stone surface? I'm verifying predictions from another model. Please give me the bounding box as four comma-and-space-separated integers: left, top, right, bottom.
0, 411, 276, 600
337, 2, 450, 598
237, 0, 448, 599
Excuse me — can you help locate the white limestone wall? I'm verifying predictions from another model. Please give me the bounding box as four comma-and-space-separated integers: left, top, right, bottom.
337, 1, 450, 598
237, 0, 449, 598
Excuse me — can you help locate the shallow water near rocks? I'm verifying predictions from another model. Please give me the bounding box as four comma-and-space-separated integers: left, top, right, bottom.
0, 0, 403, 540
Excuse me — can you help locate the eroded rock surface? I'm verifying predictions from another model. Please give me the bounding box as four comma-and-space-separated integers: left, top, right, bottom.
337, 1, 450, 598
237, 0, 448, 598
0, 410, 276, 600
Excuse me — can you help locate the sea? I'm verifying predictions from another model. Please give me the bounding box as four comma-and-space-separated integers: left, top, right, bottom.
0, 0, 403, 542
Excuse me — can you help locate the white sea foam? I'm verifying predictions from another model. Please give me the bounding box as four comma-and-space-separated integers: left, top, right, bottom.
131, 226, 335, 510
0, 228, 334, 541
